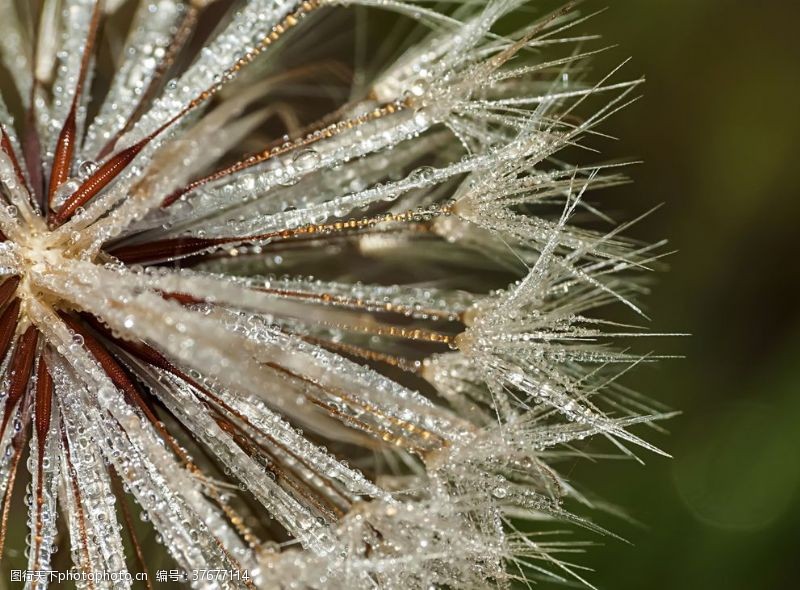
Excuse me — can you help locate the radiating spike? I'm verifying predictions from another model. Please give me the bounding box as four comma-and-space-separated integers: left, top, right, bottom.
0, 127, 28, 190
59, 424, 96, 583
109, 467, 154, 590
47, 110, 77, 206
0, 277, 19, 310
0, 326, 38, 441
35, 356, 53, 454
35, 0, 63, 86
0, 426, 30, 559
0, 1, 33, 101
22, 104, 46, 207
109, 207, 439, 264
0, 377, 33, 559
30, 355, 56, 578
161, 99, 406, 207
0, 299, 21, 363
46, 0, 103, 207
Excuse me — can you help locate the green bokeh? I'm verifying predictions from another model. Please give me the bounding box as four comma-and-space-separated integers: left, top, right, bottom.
559, 1, 800, 588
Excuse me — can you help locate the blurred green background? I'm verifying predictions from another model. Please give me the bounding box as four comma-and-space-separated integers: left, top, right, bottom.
568, 1, 800, 588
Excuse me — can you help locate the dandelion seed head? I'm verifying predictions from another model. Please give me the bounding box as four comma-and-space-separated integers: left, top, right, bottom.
0, 0, 669, 587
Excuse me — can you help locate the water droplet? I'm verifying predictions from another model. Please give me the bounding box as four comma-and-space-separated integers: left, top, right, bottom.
293, 149, 320, 172
78, 160, 98, 179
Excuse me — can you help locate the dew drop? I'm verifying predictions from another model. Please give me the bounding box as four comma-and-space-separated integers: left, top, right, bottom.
293, 149, 320, 172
